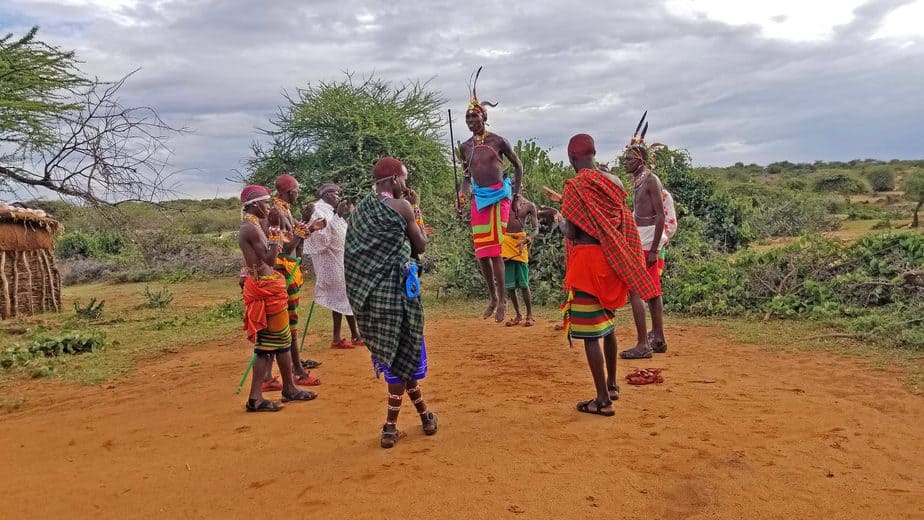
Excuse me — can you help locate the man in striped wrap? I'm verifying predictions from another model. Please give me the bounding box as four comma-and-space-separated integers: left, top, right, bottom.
539, 134, 659, 417
238, 185, 318, 412
345, 157, 438, 448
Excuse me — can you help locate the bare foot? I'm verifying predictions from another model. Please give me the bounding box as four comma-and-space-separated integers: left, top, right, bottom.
482, 299, 497, 320
494, 301, 506, 323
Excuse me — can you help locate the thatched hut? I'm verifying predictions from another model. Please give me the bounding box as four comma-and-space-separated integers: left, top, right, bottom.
0, 203, 62, 319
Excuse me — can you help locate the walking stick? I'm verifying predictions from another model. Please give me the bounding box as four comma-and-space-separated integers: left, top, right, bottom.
448, 109, 462, 219
235, 353, 257, 395
299, 299, 316, 351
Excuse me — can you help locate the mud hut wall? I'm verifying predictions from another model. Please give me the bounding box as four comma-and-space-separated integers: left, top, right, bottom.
0, 222, 61, 319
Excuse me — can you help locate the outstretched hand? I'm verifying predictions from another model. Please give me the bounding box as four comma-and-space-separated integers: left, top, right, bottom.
308, 218, 327, 232
543, 186, 562, 203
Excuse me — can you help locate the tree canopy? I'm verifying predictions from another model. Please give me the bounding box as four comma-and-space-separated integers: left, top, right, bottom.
1, 27, 181, 205
247, 74, 453, 206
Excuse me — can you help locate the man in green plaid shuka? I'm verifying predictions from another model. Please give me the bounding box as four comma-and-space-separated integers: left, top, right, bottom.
344, 157, 438, 449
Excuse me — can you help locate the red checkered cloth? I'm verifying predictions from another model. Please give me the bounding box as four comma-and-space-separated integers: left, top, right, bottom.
561, 168, 659, 300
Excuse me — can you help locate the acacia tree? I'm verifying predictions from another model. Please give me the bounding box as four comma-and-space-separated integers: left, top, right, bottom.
904, 169, 924, 228
247, 73, 452, 206
1, 27, 182, 205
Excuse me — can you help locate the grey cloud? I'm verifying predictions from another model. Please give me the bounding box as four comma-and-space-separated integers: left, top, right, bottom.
3, 0, 922, 197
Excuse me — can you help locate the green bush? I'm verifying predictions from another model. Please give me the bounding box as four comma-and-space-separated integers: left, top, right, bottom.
141, 286, 174, 309
652, 146, 754, 251
846, 203, 886, 220
55, 230, 129, 259
74, 298, 105, 320
663, 231, 924, 349
811, 170, 870, 195
865, 166, 896, 192
742, 188, 839, 237
1, 332, 105, 371
56, 231, 95, 259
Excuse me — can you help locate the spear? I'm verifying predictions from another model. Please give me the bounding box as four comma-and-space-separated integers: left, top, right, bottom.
448, 108, 462, 217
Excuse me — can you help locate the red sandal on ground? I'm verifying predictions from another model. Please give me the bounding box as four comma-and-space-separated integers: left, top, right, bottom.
625, 368, 663, 385
331, 339, 354, 349
293, 372, 321, 386
261, 376, 282, 392
351, 337, 365, 347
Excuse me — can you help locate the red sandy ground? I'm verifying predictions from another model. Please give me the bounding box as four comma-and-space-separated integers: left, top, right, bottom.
1, 319, 922, 519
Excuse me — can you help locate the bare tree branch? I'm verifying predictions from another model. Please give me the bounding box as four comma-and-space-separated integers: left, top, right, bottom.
1, 70, 187, 207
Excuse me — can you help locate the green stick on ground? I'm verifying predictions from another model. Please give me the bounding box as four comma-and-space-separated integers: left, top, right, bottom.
299, 299, 316, 351
235, 353, 257, 395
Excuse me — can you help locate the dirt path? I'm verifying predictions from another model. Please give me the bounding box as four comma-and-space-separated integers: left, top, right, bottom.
1, 318, 922, 519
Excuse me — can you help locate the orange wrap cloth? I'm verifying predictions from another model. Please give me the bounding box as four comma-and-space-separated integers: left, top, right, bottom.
564, 244, 629, 310
242, 273, 290, 346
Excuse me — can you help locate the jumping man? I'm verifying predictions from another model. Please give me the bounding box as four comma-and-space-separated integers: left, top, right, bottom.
457, 67, 524, 323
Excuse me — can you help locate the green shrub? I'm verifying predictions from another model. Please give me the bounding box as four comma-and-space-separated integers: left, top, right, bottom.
811, 170, 870, 195
745, 189, 839, 237
865, 166, 896, 192
210, 299, 244, 319
662, 229, 923, 349
56, 231, 95, 259
846, 203, 886, 220
74, 298, 105, 320
141, 286, 174, 309
871, 219, 893, 230
1, 332, 105, 371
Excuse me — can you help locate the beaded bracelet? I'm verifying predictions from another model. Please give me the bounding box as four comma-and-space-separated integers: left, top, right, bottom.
292, 220, 310, 239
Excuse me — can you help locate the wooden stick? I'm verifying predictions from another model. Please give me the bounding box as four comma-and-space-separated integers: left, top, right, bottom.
0, 251, 9, 318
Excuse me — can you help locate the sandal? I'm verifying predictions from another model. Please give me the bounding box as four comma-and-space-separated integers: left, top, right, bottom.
576, 398, 615, 417
331, 339, 354, 349
505, 316, 522, 327
293, 373, 321, 386
300, 359, 322, 369
608, 383, 620, 401
647, 332, 668, 354
261, 376, 282, 392
421, 411, 438, 436
625, 368, 664, 385
381, 424, 400, 449
281, 388, 317, 402
523, 317, 535, 327
246, 399, 283, 413
620, 345, 653, 359
351, 338, 365, 347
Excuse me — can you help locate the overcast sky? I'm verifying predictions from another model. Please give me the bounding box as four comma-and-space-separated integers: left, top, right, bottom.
2, 0, 923, 198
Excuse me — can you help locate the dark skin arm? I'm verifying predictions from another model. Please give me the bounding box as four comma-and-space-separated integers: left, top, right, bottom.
642, 176, 665, 266
521, 200, 540, 246
459, 140, 472, 198
497, 135, 524, 216
384, 194, 427, 256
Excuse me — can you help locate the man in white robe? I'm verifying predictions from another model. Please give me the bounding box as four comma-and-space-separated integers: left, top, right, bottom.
304, 184, 364, 348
